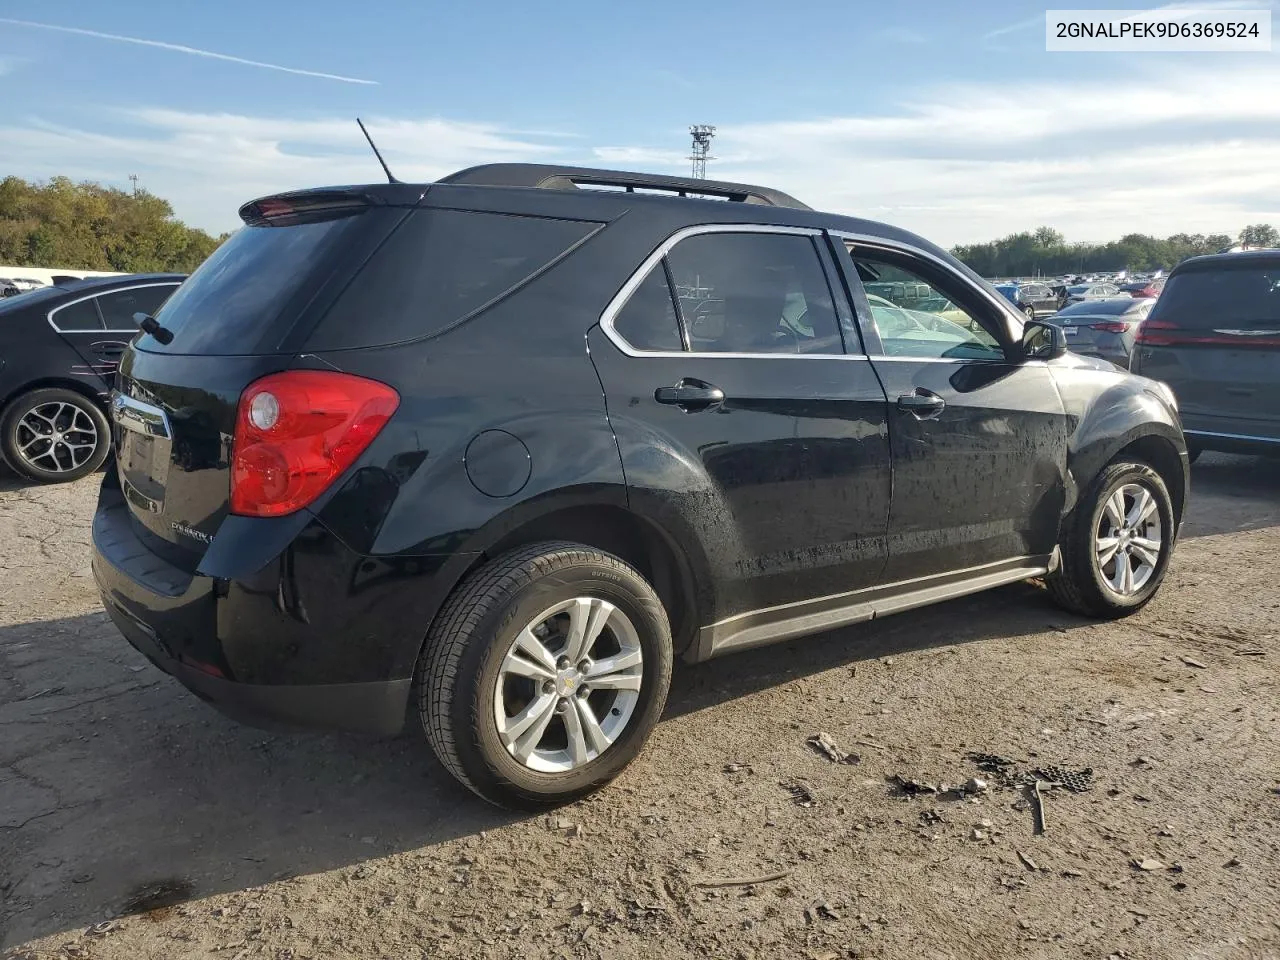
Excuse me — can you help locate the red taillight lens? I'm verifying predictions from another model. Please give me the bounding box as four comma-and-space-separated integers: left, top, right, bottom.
230, 371, 399, 517
1135, 320, 1280, 348
1091, 321, 1131, 334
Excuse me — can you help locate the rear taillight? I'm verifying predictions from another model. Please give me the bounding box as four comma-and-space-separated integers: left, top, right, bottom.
1091, 321, 1131, 334
1135, 320, 1280, 348
230, 371, 399, 518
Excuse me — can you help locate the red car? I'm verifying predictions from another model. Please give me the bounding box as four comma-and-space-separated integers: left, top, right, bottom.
1125, 277, 1165, 299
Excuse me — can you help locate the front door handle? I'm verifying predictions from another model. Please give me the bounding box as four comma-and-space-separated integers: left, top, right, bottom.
655, 379, 725, 410
897, 388, 946, 419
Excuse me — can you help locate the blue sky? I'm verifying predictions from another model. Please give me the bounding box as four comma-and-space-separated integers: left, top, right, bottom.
2, 0, 1278, 245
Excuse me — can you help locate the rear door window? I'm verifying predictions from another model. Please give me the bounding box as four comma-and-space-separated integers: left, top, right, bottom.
306, 209, 599, 350
1154, 265, 1280, 329
612, 266, 684, 352
96, 285, 179, 330
664, 232, 842, 355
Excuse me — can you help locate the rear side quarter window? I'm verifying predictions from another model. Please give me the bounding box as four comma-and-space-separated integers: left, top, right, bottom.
306, 209, 600, 350
49, 298, 103, 332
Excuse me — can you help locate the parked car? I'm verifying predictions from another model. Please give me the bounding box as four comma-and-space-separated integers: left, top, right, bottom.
1048, 297, 1155, 368
993, 281, 1060, 320
1121, 277, 1165, 299
1066, 282, 1122, 303
91, 164, 1187, 809
1131, 249, 1279, 459
0, 278, 21, 298
0, 273, 183, 482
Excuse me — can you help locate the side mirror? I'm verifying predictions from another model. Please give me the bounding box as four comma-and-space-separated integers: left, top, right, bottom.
1022, 319, 1067, 361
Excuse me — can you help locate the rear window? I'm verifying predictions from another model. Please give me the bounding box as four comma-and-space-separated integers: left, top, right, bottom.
304, 209, 599, 350
1056, 299, 1135, 317
141, 209, 403, 355
1153, 264, 1280, 329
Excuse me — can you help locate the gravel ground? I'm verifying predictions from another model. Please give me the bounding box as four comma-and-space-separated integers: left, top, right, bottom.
2, 454, 1278, 960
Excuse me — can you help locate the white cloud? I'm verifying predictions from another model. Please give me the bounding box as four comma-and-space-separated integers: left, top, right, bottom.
0, 111, 566, 231
600, 61, 1280, 245
0, 18, 376, 84
3, 59, 1279, 246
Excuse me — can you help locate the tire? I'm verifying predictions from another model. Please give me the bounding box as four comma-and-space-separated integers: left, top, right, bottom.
416, 541, 673, 809
1024, 305, 1036, 321
0, 388, 111, 483
1046, 460, 1176, 619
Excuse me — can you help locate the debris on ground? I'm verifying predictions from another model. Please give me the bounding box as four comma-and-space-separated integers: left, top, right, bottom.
891, 775, 938, 795
806, 731, 859, 765
971, 828, 987, 841
920, 809, 944, 826
1031, 780, 1049, 834
1180, 655, 1208, 669
782, 779, 819, 807
966, 752, 1018, 773
693, 870, 792, 889
1017, 851, 1040, 872
1032, 765, 1094, 793
1133, 859, 1165, 871
723, 762, 751, 774
964, 776, 989, 794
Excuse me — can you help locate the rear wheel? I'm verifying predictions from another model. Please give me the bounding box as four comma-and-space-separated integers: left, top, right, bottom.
0, 388, 110, 483
1047, 461, 1175, 618
416, 542, 673, 809
1023, 305, 1036, 321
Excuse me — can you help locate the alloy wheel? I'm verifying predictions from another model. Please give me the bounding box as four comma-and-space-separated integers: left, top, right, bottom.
1094, 482, 1164, 596
494, 597, 644, 773
13, 401, 100, 474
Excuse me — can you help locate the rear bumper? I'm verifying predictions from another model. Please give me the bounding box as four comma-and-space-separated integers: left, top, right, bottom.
91, 480, 416, 735
98, 591, 410, 733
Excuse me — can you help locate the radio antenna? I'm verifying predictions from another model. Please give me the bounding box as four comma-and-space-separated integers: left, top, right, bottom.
356, 118, 400, 184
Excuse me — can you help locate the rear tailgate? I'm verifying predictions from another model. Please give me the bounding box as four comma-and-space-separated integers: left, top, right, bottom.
1135, 260, 1280, 439
112, 193, 412, 567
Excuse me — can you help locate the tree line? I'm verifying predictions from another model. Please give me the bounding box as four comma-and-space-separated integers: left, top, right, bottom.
0, 176, 225, 274
952, 224, 1280, 278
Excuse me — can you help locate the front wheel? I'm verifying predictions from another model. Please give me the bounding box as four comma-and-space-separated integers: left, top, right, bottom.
416, 542, 673, 809
1047, 461, 1175, 618
0, 388, 111, 483
1023, 305, 1036, 321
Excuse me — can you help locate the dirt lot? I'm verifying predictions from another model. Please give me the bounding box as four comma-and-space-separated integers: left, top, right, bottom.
1, 455, 1278, 960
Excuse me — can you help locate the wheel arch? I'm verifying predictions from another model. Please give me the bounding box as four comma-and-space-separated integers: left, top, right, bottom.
1, 377, 109, 416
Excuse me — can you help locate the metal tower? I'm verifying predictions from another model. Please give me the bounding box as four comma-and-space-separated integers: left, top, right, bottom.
688, 125, 716, 179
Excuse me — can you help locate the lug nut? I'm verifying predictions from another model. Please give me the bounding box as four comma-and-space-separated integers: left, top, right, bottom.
577, 685, 590, 698
557, 657, 570, 670
578, 660, 591, 673
542, 680, 555, 695
556, 698, 569, 712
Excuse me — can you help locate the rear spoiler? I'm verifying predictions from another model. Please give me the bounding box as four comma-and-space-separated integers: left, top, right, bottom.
238, 184, 427, 225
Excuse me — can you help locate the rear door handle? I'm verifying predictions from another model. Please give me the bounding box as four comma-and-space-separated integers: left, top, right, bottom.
897, 389, 946, 419
655, 379, 725, 410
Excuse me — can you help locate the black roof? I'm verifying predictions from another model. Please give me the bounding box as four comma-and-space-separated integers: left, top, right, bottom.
52, 272, 186, 293
1173, 249, 1280, 272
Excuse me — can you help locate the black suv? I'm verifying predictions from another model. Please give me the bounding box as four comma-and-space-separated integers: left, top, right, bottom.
91, 165, 1188, 808
1131, 250, 1279, 459
0, 274, 183, 482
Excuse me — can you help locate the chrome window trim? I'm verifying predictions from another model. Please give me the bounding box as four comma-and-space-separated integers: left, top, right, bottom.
830, 231, 1027, 361
47, 282, 181, 334
598, 223, 862, 359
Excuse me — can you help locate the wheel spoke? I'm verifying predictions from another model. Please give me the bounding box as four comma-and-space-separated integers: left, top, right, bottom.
1104, 490, 1126, 529
574, 697, 611, 755
1127, 488, 1156, 527
1130, 540, 1160, 567
511, 626, 558, 675
1095, 535, 1121, 567
561, 699, 589, 766
563, 598, 614, 663
501, 648, 556, 682
1110, 550, 1132, 593
501, 692, 558, 761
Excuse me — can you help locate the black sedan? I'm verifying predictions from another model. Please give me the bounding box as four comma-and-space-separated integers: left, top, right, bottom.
0, 273, 183, 482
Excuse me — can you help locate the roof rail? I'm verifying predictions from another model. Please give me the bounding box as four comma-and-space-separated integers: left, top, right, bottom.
437, 163, 811, 211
